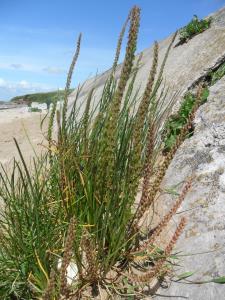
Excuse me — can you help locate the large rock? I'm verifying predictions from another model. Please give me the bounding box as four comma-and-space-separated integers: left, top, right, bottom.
155, 77, 225, 300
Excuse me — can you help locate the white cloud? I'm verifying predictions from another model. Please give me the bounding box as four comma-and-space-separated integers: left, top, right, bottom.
0, 77, 48, 90
0, 78, 7, 87
10, 63, 23, 69
18, 80, 30, 88
0, 62, 36, 72
42, 66, 66, 74
0, 77, 54, 100
0, 61, 66, 75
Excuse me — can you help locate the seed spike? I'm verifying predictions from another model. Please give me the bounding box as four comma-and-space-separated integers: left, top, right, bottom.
62, 33, 82, 135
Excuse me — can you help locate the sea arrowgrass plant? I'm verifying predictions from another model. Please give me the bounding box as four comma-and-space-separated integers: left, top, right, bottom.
47, 11, 187, 297
0, 6, 196, 299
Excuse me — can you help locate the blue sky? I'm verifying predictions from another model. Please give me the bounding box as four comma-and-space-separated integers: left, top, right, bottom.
0, 0, 225, 101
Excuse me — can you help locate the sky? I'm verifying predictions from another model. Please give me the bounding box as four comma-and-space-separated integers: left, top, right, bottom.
0, 0, 225, 101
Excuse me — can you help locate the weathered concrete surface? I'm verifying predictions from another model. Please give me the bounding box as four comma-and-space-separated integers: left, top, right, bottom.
154, 77, 225, 300
68, 6, 225, 113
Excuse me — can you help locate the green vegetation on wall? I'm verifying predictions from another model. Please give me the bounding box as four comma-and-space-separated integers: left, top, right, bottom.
209, 62, 225, 85
178, 15, 212, 44
163, 87, 209, 152
163, 59, 225, 153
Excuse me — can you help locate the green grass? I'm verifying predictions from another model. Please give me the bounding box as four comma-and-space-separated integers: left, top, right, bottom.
10, 89, 74, 108
163, 87, 209, 152
0, 152, 62, 299
0, 6, 190, 299
179, 15, 212, 44
163, 58, 225, 153
209, 62, 225, 85
29, 107, 42, 112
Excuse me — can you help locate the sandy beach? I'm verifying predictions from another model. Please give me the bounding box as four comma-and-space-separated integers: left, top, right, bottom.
0, 106, 48, 167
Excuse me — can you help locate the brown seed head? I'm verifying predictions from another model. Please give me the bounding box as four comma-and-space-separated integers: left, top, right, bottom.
60, 216, 76, 296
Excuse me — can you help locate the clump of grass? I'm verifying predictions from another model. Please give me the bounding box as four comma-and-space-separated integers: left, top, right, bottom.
163, 56, 225, 153
178, 15, 212, 45
29, 107, 43, 112
163, 86, 209, 152
0, 6, 193, 299
0, 148, 62, 299
209, 61, 225, 85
